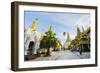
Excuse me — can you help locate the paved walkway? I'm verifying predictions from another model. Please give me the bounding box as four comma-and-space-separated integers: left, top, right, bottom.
30, 50, 90, 61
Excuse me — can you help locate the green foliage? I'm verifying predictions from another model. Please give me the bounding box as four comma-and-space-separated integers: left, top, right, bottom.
69, 27, 90, 52
40, 26, 61, 56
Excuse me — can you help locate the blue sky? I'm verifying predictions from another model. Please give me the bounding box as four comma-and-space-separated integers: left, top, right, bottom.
24, 11, 90, 44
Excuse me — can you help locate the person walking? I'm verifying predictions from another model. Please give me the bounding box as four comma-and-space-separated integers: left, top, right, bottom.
79, 48, 82, 55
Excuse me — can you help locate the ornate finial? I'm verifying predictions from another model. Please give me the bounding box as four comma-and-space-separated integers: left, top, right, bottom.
35, 17, 38, 21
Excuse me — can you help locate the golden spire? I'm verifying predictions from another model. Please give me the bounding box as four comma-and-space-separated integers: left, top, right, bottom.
30, 17, 38, 32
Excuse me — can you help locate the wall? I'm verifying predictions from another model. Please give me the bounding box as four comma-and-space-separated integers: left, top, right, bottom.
0, 0, 99, 73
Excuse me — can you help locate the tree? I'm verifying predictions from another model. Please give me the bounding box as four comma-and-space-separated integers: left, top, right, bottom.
69, 27, 90, 52
40, 26, 58, 56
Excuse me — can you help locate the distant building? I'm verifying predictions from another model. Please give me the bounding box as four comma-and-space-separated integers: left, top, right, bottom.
64, 32, 71, 49
80, 27, 90, 52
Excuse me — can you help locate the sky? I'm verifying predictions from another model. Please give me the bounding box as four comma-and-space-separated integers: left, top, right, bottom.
24, 11, 90, 44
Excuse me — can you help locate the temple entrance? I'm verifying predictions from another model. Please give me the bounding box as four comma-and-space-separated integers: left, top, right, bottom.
27, 41, 35, 55
25, 41, 37, 60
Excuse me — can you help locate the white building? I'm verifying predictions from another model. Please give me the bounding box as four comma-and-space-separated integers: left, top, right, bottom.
64, 32, 71, 49
24, 18, 43, 55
